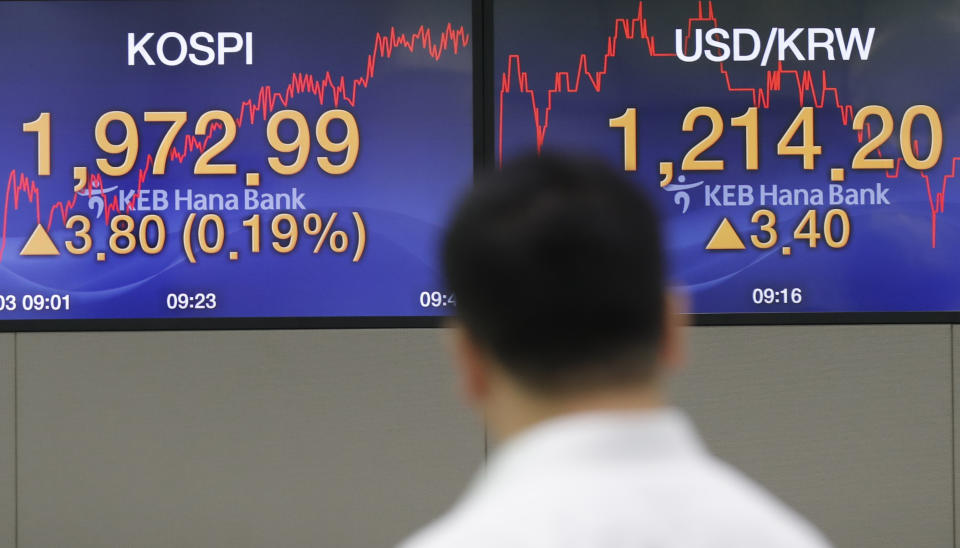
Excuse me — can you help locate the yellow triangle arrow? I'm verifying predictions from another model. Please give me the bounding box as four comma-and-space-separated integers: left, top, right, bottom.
20, 224, 60, 256
705, 218, 746, 250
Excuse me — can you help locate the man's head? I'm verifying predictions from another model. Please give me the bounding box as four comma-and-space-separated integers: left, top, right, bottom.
443, 154, 684, 439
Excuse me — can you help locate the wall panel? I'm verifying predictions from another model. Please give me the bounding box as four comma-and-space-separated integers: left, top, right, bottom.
673, 325, 953, 548
16, 329, 482, 548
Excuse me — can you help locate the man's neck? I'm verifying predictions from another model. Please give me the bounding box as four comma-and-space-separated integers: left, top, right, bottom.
486, 380, 667, 444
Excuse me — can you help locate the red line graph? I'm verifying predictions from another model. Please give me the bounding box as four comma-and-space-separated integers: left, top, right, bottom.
1, 23, 469, 261
498, 1, 952, 247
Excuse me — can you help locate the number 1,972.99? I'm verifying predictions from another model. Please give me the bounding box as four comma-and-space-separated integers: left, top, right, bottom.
22, 108, 359, 181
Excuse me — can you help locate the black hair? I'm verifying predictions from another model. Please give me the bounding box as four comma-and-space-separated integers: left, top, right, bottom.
442, 153, 666, 392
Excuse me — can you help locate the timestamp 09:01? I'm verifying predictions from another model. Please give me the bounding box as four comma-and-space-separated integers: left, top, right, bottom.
752, 288, 803, 305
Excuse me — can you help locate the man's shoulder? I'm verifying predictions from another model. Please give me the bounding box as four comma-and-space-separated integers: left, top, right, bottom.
397, 520, 460, 548
685, 456, 831, 546
399, 455, 831, 548
397, 507, 497, 548
397, 481, 562, 548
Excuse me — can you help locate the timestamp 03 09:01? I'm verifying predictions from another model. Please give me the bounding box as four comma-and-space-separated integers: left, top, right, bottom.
0, 294, 71, 311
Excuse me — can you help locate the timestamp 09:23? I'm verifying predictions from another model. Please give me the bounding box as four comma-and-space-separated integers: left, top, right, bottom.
166, 292, 217, 310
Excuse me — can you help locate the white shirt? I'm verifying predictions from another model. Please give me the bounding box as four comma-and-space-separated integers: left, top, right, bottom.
400, 408, 831, 548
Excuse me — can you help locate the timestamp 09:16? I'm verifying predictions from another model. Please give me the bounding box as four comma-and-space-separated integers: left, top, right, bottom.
752, 288, 803, 305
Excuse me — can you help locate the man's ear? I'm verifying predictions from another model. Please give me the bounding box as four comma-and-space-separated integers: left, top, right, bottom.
659, 288, 688, 370
448, 323, 492, 407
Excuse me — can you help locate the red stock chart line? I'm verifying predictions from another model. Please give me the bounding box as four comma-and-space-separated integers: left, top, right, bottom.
1, 23, 470, 262
498, 1, 952, 247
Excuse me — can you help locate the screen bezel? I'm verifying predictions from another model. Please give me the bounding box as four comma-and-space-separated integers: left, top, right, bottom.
0, 0, 481, 332
478, 0, 958, 328
0, 0, 951, 331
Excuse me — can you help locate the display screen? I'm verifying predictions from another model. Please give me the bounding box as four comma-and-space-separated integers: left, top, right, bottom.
0, 0, 472, 323
495, 0, 960, 315
3, 0, 956, 327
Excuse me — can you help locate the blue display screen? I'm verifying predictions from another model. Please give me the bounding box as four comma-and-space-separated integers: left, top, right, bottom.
495, 0, 960, 315
0, 0, 472, 322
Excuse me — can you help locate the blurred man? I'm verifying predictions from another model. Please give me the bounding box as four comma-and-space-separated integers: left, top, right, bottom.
400, 155, 830, 547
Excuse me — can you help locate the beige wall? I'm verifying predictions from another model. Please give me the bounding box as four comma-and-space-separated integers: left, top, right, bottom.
0, 335, 12, 548
0, 325, 955, 547
672, 325, 953, 548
